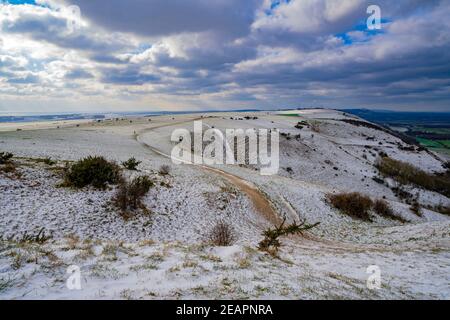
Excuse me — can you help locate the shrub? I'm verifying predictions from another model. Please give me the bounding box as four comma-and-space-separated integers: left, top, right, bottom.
63, 156, 122, 189
327, 192, 374, 221
113, 176, 154, 212
0, 152, 13, 164
309, 121, 321, 133
0, 163, 16, 174
373, 199, 406, 222
208, 220, 236, 246
433, 205, 450, 216
122, 157, 141, 170
159, 164, 170, 176
34, 157, 56, 165
376, 157, 450, 198
43, 158, 56, 165
372, 176, 384, 184
258, 218, 320, 255
410, 201, 422, 217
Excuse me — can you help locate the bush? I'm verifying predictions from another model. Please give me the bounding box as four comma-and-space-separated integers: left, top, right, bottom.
410, 201, 422, 217
0, 152, 13, 164
113, 176, 154, 212
43, 158, 56, 165
327, 192, 374, 221
33, 157, 56, 165
63, 156, 122, 189
208, 220, 236, 246
373, 199, 406, 222
122, 157, 141, 170
0, 163, 16, 174
376, 157, 450, 198
433, 205, 450, 216
309, 121, 321, 133
159, 164, 170, 175
258, 218, 320, 255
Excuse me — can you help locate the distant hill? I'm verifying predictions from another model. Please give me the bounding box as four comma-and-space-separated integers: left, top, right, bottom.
342, 109, 450, 125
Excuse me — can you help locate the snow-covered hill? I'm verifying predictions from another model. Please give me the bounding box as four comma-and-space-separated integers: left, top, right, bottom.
0, 109, 449, 299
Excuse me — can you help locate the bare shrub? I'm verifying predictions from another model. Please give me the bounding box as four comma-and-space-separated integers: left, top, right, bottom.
373, 199, 407, 222
327, 192, 374, 221
208, 220, 236, 246
113, 176, 154, 213
258, 218, 320, 255
159, 164, 170, 176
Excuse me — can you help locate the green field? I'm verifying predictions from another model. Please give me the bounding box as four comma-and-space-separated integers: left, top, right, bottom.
416, 137, 450, 155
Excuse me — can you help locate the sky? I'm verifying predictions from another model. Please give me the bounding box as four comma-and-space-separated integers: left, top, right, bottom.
0, 0, 449, 114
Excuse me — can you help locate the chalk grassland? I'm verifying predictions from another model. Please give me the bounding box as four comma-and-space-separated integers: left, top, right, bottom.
0, 109, 449, 299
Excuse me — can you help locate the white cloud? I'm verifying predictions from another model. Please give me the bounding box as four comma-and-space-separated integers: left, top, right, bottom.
0, 0, 449, 112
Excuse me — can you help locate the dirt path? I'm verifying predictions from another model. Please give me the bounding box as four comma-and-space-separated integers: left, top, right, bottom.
134, 122, 282, 226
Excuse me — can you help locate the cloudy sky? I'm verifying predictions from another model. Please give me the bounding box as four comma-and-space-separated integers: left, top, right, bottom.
0, 0, 449, 114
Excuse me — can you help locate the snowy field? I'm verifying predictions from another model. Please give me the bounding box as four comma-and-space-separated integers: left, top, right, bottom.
0, 109, 449, 299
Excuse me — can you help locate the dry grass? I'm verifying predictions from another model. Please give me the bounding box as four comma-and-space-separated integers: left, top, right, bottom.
327, 192, 373, 221
373, 199, 407, 222
433, 205, 450, 216
376, 157, 450, 197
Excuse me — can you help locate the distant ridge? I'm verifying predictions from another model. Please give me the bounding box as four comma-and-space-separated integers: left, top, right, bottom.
343, 109, 450, 124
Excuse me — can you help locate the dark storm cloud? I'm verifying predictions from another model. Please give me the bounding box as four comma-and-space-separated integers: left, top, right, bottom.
65, 0, 261, 38
1, 0, 450, 111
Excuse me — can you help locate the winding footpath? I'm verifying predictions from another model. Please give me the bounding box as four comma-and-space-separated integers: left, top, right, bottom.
135, 121, 282, 226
